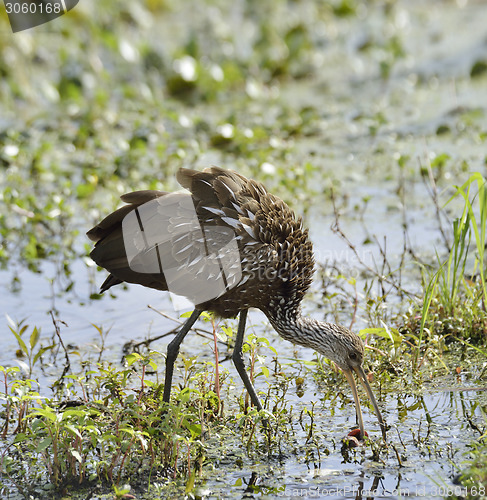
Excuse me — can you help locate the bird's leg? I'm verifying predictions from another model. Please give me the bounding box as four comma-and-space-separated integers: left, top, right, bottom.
163, 309, 202, 404
232, 309, 263, 412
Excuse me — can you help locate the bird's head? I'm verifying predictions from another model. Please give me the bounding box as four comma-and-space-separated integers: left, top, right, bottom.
270, 316, 387, 441
325, 327, 365, 372
314, 323, 387, 441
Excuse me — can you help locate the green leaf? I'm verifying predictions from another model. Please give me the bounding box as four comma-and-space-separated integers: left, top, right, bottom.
36, 437, 52, 452
113, 484, 131, 495
65, 424, 83, 439
125, 353, 141, 366
13, 433, 27, 443
188, 423, 201, 438
220, 325, 234, 339
62, 409, 86, 419
33, 345, 53, 366
30, 327, 40, 350
34, 408, 58, 422
180, 311, 192, 318
288, 358, 317, 366
359, 327, 403, 346
69, 449, 82, 462
214, 330, 227, 342
9, 327, 28, 355
185, 470, 196, 494
267, 345, 278, 355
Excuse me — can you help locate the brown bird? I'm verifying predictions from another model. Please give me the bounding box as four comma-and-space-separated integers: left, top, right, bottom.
87, 167, 386, 441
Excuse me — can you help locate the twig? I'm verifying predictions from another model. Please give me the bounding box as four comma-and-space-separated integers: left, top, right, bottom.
127, 305, 229, 348
147, 306, 208, 334
391, 443, 403, 467
50, 311, 71, 388
330, 189, 416, 299
129, 326, 180, 351
418, 155, 450, 252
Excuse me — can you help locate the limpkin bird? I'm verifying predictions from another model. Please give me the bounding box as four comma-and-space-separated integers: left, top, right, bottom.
87, 166, 386, 441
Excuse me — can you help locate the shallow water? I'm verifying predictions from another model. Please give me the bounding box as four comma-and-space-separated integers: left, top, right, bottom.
1, 229, 486, 499
189, 376, 487, 500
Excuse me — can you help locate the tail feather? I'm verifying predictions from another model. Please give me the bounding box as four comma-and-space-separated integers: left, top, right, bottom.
100, 274, 123, 293
87, 190, 169, 292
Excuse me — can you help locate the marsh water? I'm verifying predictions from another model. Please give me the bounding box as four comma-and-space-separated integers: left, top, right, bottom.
2, 213, 485, 499
1, 0, 487, 498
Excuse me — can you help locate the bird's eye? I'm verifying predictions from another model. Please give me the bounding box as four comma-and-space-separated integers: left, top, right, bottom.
349, 352, 357, 361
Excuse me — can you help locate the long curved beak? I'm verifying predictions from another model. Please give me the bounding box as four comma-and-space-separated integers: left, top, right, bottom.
342, 366, 386, 441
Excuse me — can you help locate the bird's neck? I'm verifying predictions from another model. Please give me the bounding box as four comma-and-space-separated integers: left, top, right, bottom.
266, 305, 304, 341
266, 307, 341, 360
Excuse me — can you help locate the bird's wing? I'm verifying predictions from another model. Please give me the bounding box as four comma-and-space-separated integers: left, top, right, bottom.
177, 167, 315, 304
87, 167, 314, 307
87, 182, 245, 303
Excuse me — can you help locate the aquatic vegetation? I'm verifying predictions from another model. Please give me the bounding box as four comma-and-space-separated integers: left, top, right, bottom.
456, 441, 487, 499
0, 347, 223, 493
0, 314, 298, 496
449, 173, 487, 308
409, 172, 487, 364
5, 316, 52, 379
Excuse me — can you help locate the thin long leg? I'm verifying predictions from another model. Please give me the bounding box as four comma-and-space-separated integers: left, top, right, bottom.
163, 309, 202, 404
232, 309, 263, 411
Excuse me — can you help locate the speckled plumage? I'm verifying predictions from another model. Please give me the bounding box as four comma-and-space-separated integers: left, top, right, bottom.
88, 166, 386, 440
88, 167, 313, 320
